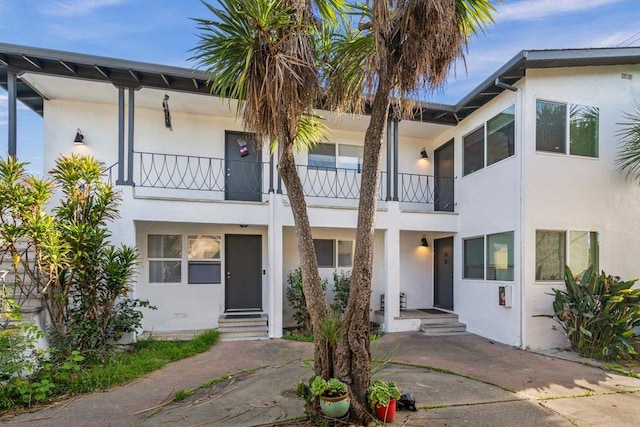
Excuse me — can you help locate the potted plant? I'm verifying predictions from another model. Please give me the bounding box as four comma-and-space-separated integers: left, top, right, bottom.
310, 376, 350, 418
368, 380, 401, 422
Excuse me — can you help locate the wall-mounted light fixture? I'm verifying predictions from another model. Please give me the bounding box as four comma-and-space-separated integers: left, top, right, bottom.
421, 234, 429, 247
74, 128, 85, 144
163, 94, 172, 130
420, 147, 429, 160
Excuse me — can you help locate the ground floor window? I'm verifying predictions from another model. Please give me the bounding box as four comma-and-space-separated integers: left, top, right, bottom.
462, 231, 514, 281
314, 239, 354, 268
463, 237, 484, 279
535, 230, 599, 281
148, 234, 222, 284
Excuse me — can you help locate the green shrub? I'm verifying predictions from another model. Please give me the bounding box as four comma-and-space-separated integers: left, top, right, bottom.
549, 266, 640, 361
330, 270, 351, 315
286, 268, 326, 331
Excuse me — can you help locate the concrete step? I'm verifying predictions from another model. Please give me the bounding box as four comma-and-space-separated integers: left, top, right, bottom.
219, 327, 269, 342
218, 319, 268, 328
418, 313, 459, 325
420, 321, 467, 334
139, 329, 209, 341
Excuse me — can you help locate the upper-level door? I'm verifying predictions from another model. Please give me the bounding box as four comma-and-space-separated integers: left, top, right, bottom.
225, 131, 262, 201
434, 139, 454, 212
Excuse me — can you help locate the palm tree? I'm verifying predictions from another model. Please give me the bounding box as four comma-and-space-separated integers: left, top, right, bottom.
617, 103, 640, 182
191, 0, 343, 381
324, 2, 496, 420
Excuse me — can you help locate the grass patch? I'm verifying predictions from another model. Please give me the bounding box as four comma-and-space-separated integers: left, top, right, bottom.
282, 331, 314, 342
68, 330, 220, 394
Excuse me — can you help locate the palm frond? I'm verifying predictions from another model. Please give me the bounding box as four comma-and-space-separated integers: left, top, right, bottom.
616, 103, 640, 183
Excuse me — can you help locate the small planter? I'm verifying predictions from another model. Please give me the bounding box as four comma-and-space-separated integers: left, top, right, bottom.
319, 393, 350, 418
374, 399, 397, 423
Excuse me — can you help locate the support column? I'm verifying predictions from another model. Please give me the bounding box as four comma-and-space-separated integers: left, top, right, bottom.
386, 120, 392, 201
116, 87, 126, 185
267, 192, 284, 337
393, 120, 399, 201
384, 204, 401, 332
126, 88, 135, 185
7, 68, 17, 158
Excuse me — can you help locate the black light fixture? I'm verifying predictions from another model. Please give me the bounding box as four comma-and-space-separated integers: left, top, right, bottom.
420, 147, 429, 159
163, 94, 172, 130
421, 234, 429, 247
74, 128, 84, 144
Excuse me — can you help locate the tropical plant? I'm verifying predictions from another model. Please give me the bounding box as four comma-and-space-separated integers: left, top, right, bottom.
367, 380, 400, 408
617, 101, 640, 182
548, 266, 640, 361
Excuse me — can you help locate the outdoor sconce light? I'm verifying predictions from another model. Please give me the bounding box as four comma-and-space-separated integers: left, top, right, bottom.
420, 147, 429, 159
421, 234, 429, 247
163, 94, 173, 130
74, 128, 85, 144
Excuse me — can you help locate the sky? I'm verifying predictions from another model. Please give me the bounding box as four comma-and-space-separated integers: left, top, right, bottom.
1, 0, 639, 174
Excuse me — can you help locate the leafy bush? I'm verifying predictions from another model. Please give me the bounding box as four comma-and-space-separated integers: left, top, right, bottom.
330, 270, 351, 315
286, 267, 326, 331
549, 266, 640, 360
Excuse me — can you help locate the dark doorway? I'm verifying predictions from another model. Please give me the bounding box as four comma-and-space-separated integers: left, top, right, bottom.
434, 139, 454, 212
225, 235, 262, 311
434, 236, 454, 310
225, 131, 262, 202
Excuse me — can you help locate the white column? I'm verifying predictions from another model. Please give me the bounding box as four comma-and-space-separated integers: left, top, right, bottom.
384, 202, 401, 332
268, 193, 284, 337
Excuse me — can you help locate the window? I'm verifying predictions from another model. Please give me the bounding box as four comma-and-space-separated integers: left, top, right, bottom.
463, 127, 484, 175
337, 240, 353, 268
309, 143, 363, 170
463, 237, 484, 279
463, 105, 516, 176
314, 239, 335, 268
188, 235, 221, 284
313, 239, 354, 268
486, 232, 514, 281
487, 105, 515, 166
535, 230, 599, 281
308, 143, 335, 169
536, 100, 598, 157
148, 234, 182, 283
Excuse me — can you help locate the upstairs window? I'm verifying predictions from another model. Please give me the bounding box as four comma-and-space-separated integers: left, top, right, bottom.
309, 143, 363, 170
536, 100, 598, 157
463, 105, 516, 176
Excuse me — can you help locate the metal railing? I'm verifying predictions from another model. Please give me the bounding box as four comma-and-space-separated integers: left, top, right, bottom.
102, 162, 118, 185
107, 151, 453, 208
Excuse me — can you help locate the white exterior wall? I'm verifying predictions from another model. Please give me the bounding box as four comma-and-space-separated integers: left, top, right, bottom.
522, 65, 640, 349
431, 90, 523, 347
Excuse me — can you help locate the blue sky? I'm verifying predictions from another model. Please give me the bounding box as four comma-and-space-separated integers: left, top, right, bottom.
1, 0, 639, 174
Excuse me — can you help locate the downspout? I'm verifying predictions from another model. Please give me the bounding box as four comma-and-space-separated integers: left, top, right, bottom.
116, 87, 126, 185
126, 88, 135, 185
518, 81, 526, 349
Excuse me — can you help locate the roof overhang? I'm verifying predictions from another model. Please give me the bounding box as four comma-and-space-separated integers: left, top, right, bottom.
1, 43, 640, 126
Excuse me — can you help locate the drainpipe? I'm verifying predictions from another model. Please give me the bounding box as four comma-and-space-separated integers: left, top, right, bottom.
126, 88, 135, 185
116, 87, 126, 185
517, 83, 526, 350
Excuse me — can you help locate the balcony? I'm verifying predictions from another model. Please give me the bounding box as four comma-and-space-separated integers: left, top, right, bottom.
107, 152, 453, 211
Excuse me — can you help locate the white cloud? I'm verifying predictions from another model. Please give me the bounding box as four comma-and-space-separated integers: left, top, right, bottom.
495, 0, 624, 22
43, 0, 128, 17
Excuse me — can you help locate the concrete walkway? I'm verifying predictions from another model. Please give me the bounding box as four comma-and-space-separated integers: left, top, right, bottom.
1, 333, 639, 426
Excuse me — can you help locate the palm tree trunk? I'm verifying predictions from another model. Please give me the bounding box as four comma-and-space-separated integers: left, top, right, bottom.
277, 129, 332, 379
336, 67, 394, 423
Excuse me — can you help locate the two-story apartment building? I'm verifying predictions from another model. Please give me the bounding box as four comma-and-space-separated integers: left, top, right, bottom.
2, 43, 639, 349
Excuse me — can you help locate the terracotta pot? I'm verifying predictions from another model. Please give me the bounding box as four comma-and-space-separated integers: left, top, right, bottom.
374, 399, 397, 423
319, 393, 350, 418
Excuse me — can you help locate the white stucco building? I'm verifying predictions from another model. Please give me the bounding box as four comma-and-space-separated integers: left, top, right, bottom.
2, 43, 639, 349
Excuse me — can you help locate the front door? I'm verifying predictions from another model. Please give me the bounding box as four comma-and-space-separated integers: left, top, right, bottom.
434, 139, 454, 212
225, 131, 262, 202
434, 236, 454, 310
225, 235, 262, 311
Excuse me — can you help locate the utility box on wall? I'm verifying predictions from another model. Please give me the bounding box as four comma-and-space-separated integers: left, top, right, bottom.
498, 285, 512, 307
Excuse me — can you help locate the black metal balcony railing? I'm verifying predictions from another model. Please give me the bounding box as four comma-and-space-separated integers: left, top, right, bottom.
106, 152, 453, 207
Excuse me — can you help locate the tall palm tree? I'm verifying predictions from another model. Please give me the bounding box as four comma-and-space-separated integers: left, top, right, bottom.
617, 103, 640, 182
191, 0, 343, 381
324, 1, 496, 421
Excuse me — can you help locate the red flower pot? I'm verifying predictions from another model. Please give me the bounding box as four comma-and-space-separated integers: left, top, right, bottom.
375, 399, 397, 423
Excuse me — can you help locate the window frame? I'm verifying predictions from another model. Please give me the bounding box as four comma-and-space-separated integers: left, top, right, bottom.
463, 236, 485, 280
313, 239, 355, 269
148, 234, 183, 284
535, 229, 600, 282
535, 99, 599, 158
463, 104, 517, 177
485, 231, 515, 282
308, 143, 363, 171
187, 235, 222, 285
